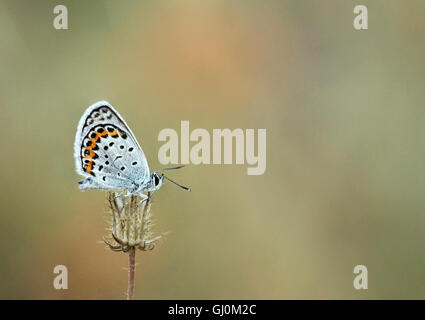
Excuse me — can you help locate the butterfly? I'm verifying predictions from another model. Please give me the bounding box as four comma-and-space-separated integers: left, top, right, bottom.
74, 101, 190, 201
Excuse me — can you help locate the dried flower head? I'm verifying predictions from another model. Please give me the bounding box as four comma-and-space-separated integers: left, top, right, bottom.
103, 191, 163, 252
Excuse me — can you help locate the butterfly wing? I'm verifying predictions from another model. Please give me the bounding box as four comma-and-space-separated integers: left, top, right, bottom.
74, 101, 150, 191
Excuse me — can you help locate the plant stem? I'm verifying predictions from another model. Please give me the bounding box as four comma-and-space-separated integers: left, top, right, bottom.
126, 193, 151, 300
127, 247, 136, 300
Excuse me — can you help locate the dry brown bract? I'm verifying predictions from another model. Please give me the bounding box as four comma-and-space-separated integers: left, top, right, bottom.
103, 191, 163, 253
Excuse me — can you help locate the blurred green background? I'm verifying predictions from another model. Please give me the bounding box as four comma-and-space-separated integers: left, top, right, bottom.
1, 0, 425, 299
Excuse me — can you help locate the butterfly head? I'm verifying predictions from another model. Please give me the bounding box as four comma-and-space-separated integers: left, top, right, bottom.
151, 166, 191, 192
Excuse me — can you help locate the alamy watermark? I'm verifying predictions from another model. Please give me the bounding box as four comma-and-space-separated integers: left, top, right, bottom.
53, 265, 68, 290
353, 5, 368, 30
53, 5, 68, 30
353, 265, 368, 290
158, 121, 267, 175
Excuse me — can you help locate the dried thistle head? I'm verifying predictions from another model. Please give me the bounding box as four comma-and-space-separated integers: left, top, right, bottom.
103, 191, 163, 252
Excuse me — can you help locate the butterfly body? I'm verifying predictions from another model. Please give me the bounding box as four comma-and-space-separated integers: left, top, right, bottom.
74, 101, 164, 198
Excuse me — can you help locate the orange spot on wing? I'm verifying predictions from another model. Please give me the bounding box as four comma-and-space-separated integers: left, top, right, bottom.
82, 129, 109, 164
84, 150, 95, 159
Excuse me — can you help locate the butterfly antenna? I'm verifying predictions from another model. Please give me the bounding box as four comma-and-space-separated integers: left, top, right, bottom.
164, 175, 191, 192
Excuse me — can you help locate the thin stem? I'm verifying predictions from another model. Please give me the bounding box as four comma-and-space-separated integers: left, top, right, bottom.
127, 247, 136, 300
126, 192, 152, 300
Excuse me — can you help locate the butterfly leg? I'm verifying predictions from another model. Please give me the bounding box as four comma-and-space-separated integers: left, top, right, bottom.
124, 190, 133, 198
137, 192, 149, 204
122, 189, 148, 205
